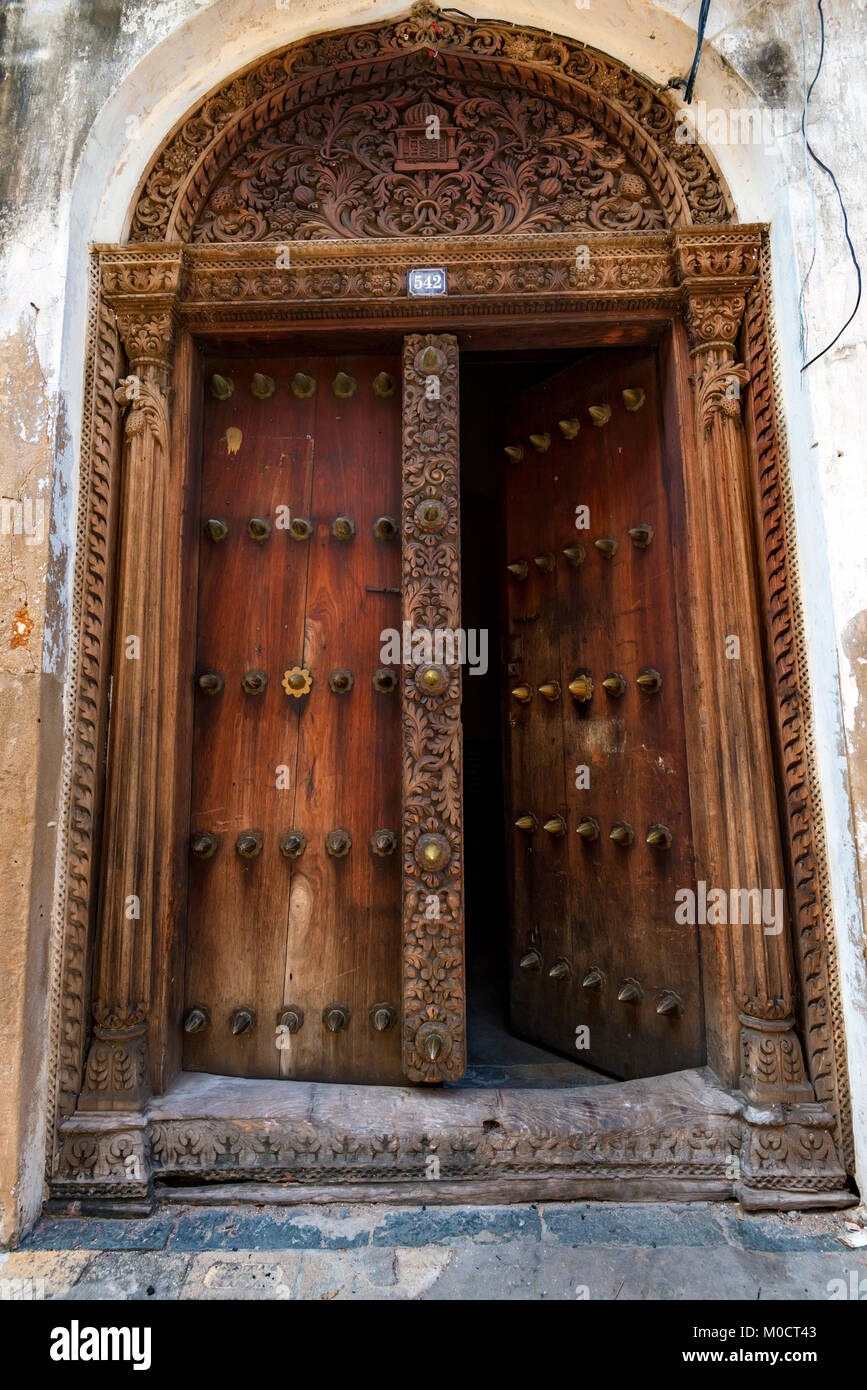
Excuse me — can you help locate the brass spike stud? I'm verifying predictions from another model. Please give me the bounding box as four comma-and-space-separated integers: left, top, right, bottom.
210, 373, 234, 400
617, 979, 643, 1004
511, 684, 533, 704
323, 1004, 349, 1033
289, 516, 313, 541
190, 830, 218, 860
373, 515, 398, 541
420, 346, 442, 373
594, 536, 618, 558
529, 432, 551, 453
504, 444, 524, 462
328, 668, 354, 694
372, 371, 396, 398
184, 1007, 209, 1034
290, 372, 316, 399
519, 949, 542, 972
656, 990, 683, 1017
563, 545, 586, 567
622, 387, 646, 412
628, 523, 654, 549
636, 668, 662, 694
582, 968, 603, 990
588, 404, 612, 426
423, 1032, 444, 1062
250, 372, 276, 399
538, 680, 561, 702
543, 815, 567, 837
236, 830, 263, 860
279, 831, 307, 860
534, 552, 556, 574
326, 829, 352, 858
609, 821, 635, 846
568, 674, 593, 703
332, 371, 357, 399
602, 672, 627, 697
558, 418, 580, 440
576, 817, 600, 842
241, 669, 268, 695
549, 959, 571, 981
197, 670, 224, 696
515, 813, 538, 833
370, 828, 397, 857
248, 517, 271, 542
507, 560, 529, 581
230, 1007, 255, 1035
205, 517, 228, 542
278, 1007, 304, 1033
646, 823, 673, 850
372, 668, 397, 693
332, 515, 356, 540
371, 1004, 396, 1032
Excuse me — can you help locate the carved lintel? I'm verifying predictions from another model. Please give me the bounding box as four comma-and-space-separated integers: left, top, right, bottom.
52, 1111, 152, 1205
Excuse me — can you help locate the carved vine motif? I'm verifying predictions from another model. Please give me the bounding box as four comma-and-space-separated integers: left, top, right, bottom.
129, 5, 732, 243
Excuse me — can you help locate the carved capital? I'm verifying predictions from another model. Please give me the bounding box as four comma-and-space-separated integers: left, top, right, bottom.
683, 292, 747, 354
738, 1012, 814, 1106
114, 309, 176, 372
101, 247, 182, 371
80, 1012, 149, 1113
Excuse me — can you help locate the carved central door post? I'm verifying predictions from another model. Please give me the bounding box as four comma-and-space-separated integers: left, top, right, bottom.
675, 232, 846, 1207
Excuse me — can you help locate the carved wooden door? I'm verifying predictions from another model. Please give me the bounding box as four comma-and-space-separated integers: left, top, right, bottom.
184, 354, 405, 1083
502, 347, 705, 1079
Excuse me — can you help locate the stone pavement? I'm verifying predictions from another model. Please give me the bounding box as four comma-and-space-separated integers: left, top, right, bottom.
2, 1201, 867, 1300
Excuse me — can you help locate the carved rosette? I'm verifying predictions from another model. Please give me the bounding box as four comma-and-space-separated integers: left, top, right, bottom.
401, 334, 465, 1083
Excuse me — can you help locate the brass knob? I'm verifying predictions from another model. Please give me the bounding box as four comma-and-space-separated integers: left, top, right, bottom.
372, 372, 396, 398
637, 668, 663, 694
503, 444, 524, 462
332, 371, 357, 398
198, 670, 224, 696
576, 817, 600, 841
328, 668, 354, 694
241, 669, 268, 695
210, 373, 234, 399
371, 1003, 396, 1031
248, 516, 271, 542
543, 815, 566, 837
519, 949, 542, 972
279, 831, 306, 860
562, 546, 585, 567
622, 387, 646, 412
568, 674, 593, 703
617, 979, 643, 1004
326, 828, 352, 858
290, 372, 316, 398
250, 372, 276, 399
515, 813, 537, 833
420, 346, 442, 372
594, 536, 618, 558
602, 672, 627, 697
549, 959, 571, 981
370, 829, 397, 857
609, 821, 634, 846
558, 417, 580, 439
511, 684, 533, 704
417, 665, 448, 695
332, 516, 356, 540
506, 560, 529, 581
529, 432, 551, 453
423, 1032, 444, 1061
205, 517, 228, 541
373, 515, 398, 541
230, 1007, 255, 1035
282, 667, 312, 697
372, 667, 397, 693
190, 831, 218, 860
534, 552, 555, 573
582, 967, 604, 990
628, 523, 654, 549
538, 681, 561, 702
323, 1004, 349, 1032
277, 1006, 304, 1033
656, 990, 683, 1017
236, 830, 263, 859
415, 833, 450, 871
588, 404, 611, 426
417, 499, 447, 531
184, 1007, 209, 1033
646, 823, 673, 849
289, 517, 313, 541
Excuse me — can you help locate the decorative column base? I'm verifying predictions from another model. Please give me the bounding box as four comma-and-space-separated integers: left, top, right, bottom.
52, 1111, 153, 1213
736, 1101, 852, 1211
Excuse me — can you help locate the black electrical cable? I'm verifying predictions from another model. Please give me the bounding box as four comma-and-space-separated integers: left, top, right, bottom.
799, 0, 862, 372
684, 0, 713, 103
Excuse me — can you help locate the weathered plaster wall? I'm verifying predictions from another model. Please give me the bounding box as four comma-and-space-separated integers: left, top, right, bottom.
0, 0, 864, 1242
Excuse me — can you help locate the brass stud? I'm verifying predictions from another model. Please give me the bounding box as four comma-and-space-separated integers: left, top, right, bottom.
415, 832, 451, 872
190, 831, 218, 860
538, 680, 561, 702
602, 672, 627, 697
582, 968, 603, 990
373, 515, 398, 541
279, 831, 306, 860
543, 815, 567, 837
420, 346, 442, 373
328, 668, 354, 694
372, 371, 396, 398
594, 536, 618, 558
534, 552, 556, 574
622, 387, 646, 412
519, 949, 542, 972
323, 1004, 349, 1033
568, 674, 593, 703
326, 829, 352, 858
372, 668, 397, 693
511, 684, 533, 704
589, 404, 611, 426
549, 959, 571, 981
332, 371, 357, 399
656, 990, 683, 1017
529, 432, 551, 453
515, 813, 538, 833
236, 830, 263, 860
636, 668, 662, 694
504, 444, 524, 462
617, 979, 643, 1004
282, 667, 312, 698
418, 665, 447, 695
628, 523, 654, 549
197, 670, 224, 696
250, 372, 276, 399
371, 1004, 396, 1032
562, 545, 586, 567
278, 1007, 304, 1033
646, 824, 673, 850
423, 1032, 444, 1061
558, 418, 580, 440
507, 560, 529, 581
609, 821, 635, 846
230, 1007, 255, 1035
248, 517, 271, 542
332, 515, 356, 540
290, 372, 316, 399
205, 517, 228, 542
289, 516, 313, 541
241, 669, 268, 695
370, 829, 397, 857
184, 1007, 209, 1034
576, 817, 600, 842
210, 373, 234, 400
417, 499, 446, 532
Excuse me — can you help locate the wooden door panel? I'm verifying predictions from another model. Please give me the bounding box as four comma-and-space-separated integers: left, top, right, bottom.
502, 347, 704, 1078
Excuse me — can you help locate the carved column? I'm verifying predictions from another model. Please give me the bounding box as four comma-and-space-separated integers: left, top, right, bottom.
675, 231, 847, 1207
